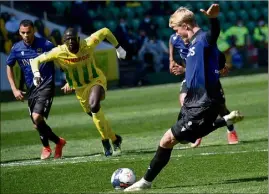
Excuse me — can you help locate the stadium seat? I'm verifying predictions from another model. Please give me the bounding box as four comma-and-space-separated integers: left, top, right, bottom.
155, 16, 166, 28
106, 20, 117, 32
218, 12, 226, 24
252, 1, 262, 8
132, 19, 140, 31
141, 1, 152, 11
122, 7, 135, 19
109, 7, 120, 19
219, 1, 229, 13
93, 21, 105, 30
241, 1, 253, 10
246, 21, 256, 34
230, 1, 241, 10
237, 10, 249, 22
222, 22, 233, 32
262, 8, 268, 20
226, 11, 237, 24
249, 9, 261, 21
159, 28, 173, 41
135, 6, 144, 17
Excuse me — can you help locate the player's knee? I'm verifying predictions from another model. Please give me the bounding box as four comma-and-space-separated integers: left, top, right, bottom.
32, 113, 44, 124
179, 93, 186, 106
90, 101, 100, 113
160, 129, 178, 148
33, 124, 38, 130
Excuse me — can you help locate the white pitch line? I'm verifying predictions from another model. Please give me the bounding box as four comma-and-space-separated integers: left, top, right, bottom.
1, 149, 267, 168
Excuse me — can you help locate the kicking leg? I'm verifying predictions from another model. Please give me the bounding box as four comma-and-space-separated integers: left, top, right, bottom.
125, 129, 177, 192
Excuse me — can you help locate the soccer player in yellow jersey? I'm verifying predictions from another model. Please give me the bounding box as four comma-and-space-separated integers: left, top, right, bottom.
30, 27, 126, 156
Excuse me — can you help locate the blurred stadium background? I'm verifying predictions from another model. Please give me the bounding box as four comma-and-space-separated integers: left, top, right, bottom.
0, 1, 268, 99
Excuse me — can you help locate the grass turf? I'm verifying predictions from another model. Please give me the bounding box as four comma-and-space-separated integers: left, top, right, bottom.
1, 73, 268, 193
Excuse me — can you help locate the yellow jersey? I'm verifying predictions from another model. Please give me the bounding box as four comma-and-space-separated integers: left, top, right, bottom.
31, 28, 119, 89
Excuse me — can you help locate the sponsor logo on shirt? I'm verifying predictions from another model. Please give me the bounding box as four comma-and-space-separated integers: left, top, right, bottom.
64, 54, 90, 63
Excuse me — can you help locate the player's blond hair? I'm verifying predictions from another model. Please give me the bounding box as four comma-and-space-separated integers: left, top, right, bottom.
169, 7, 196, 28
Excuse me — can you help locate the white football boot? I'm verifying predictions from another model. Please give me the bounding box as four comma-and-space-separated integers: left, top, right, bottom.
223, 110, 244, 126
124, 178, 151, 192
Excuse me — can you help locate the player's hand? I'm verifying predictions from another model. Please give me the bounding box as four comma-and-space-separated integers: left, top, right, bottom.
61, 83, 73, 94
33, 71, 43, 87
116, 46, 126, 59
13, 89, 26, 102
200, 4, 219, 18
172, 64, 185, 76
169, 60, 176, 73
219, 64, 230, 76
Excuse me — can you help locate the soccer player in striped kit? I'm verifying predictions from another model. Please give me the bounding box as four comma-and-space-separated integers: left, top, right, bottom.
30, 27, 125, 157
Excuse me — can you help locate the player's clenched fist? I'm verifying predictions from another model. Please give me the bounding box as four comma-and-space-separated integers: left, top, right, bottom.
116, 45, 126, 59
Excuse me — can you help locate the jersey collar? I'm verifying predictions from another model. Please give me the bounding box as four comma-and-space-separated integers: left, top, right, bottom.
189, 29, 202, 45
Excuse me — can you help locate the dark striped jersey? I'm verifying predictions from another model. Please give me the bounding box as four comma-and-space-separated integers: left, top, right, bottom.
184, 18, 221, 107
6, 37, 55, 90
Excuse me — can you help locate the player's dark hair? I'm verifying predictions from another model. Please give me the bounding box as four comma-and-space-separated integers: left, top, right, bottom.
64, 28, 78, 37
20, 19, 34, 28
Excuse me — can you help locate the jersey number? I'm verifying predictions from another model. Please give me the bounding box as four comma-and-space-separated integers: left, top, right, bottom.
187, 47, 195, 57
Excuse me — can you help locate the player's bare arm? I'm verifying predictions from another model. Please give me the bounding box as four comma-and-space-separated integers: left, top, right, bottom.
6, 65, 26, 101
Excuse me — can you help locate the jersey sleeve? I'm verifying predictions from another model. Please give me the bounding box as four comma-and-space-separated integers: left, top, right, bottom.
30, 47, 59, 73
45, 40, 55, 51
206, 18, 220, 45
218, 51, 226, 70
6, 45, 17, 66
85, 28, 119, 51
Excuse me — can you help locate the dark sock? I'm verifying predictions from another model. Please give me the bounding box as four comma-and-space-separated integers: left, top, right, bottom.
227, 124, 235, 132
213, 118, 227, 129
219, 109, 234, 132
144, 146, 173, 182
37, 120, 60, 144
37, 131, 49, 147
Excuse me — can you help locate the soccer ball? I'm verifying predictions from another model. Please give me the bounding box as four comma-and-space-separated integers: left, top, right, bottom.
111, 168, 136, 190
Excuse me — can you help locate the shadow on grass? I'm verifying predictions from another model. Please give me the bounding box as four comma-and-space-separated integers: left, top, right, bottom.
162, 176, 268, 189
2, 137, 267, 163
224, 176, 268, 183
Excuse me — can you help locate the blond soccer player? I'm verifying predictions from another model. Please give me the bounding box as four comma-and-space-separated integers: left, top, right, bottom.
30, 27, 126, 156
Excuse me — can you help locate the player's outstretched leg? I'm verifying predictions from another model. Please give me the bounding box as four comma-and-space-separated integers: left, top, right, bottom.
125, 129, 176, 192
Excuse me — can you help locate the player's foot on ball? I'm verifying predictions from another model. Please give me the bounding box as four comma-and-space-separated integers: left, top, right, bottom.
102, 139, 112, 157
124, 178, 151, 192
224, 110, 244, 125
41, 146, 52, 160
112, 134, 122, 156
54, 137, 66, 159
191, 138, 202, 148
227, 130, 239, 144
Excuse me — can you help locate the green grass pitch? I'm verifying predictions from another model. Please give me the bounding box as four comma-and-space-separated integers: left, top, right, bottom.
1, 73, 268, 193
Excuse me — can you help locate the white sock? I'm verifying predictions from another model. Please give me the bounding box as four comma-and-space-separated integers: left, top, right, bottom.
141, 177, 152, 185
223, 115, 233, 126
